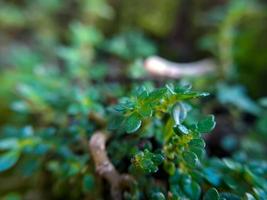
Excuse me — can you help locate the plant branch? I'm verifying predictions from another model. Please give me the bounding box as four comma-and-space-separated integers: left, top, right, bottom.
89, 131, 135, 200
144, 56, 216, 78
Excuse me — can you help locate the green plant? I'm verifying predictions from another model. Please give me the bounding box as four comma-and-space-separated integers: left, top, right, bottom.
0, 0, 267, 199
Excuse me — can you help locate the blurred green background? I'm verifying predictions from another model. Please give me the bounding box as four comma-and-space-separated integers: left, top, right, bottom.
1, 0, 267, 97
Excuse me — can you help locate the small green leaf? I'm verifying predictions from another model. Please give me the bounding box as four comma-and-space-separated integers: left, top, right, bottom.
114, 98, 135, 112
182, 151, 198, 168
132, 150, 162, 174
219, 192, 240, 200
0, 138, 18, 150
173, 124, 189, 136
196, 115, 216, 133
0, 151, 20, 172
172, 103, 187, 125
245, 193, 256, 200
150, 192, 166, 200
152, 154, 165, 165
163, 161, 176, 175
148, 88, 167, 103
203, 168, 221, 186
179, 91, 209, 100
253, 188, 267, 199
174, 84, 192, 93
124, 113, 142, 133
183, 181, 201, 200
223, 175, 239, 189
136, 86, 149, 100
203, 188, 220, 200
114, 104, 128, 112
189, 146, 204, 160
189, 139, 206, 148
190, 170, 203, 183
223, 159, 241, 170
139, 106, 153, 117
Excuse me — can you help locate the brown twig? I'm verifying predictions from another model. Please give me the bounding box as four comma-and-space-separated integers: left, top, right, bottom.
89, 131, 135, 200
144, 56, 216, 78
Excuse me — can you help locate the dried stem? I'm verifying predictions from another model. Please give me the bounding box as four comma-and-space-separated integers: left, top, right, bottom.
144, 56, 216, 78
89, 131, 135, 200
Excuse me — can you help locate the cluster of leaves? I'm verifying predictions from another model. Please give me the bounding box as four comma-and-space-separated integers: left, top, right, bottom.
109, 84, 209, 133
107, 83, 267, 199
108, 85, 214, 198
